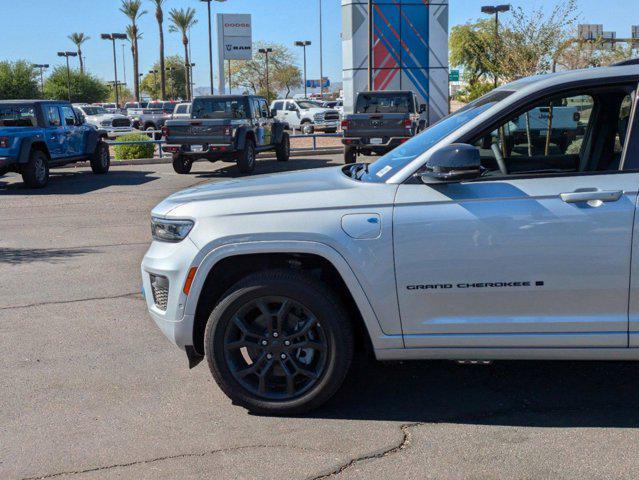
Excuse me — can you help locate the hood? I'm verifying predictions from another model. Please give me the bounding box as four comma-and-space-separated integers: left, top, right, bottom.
303, 107, 334, 115
151, 166, 395, 218
86, 113, 128, 122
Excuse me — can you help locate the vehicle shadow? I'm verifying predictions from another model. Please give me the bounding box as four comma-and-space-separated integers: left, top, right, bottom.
0, 169, 159, 195
306, 358, 639, 428
0, 246, 97, 265
193, 157, 338, 179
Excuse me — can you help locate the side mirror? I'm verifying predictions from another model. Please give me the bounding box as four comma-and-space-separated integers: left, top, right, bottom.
270, 108, 277, 117
420, 144, 482, 184
419, 104, 427, 114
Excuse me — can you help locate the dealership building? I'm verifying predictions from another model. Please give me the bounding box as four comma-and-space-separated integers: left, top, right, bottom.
342, 0, 449, 123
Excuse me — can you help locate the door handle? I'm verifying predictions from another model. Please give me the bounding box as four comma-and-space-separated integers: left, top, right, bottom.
560, 189, 623, 204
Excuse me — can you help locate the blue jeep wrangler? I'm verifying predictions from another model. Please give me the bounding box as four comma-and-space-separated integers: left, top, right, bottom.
0, 100, 110, 188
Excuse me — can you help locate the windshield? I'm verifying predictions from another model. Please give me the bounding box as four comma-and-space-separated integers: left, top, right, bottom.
81, 106, 106, 115
0, 105, 37, 127
192, 98, 248, 119
355, 93, 413, 113
360, 90, 514, 183
102, 104, 116, 109
297, 101, 321, 109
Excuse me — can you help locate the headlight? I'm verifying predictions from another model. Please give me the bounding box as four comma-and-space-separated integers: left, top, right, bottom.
101, 120, 112, 126
151, 217, 194, 242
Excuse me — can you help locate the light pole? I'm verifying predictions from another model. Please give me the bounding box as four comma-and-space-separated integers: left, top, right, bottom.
165, 66, 175, 100
57, 52, 77, 102
201, 0, 227, 95
101, 33, 128, 107
149, 69, 160, 98
121, 43, 128, 86
32, 64, 49, 96
319, 0, 324, 97
295, 41, 312, 99
481, 4, 510, 87
258, 48, 273, 102
186, 63, 196, 100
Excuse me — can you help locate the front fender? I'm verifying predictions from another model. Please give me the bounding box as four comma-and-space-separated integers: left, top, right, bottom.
183, 240, 402, 351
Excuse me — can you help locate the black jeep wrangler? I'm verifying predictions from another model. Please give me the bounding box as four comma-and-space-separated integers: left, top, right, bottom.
163, 95, 290, 174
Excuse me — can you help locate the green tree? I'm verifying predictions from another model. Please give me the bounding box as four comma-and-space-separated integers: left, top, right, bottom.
106, 85, 134, 103
68, 32, 90, 74
449, 19, 496, 86
140, 55, 188, 100
120, 0, 146, 101
43, 66, 109, 103
169, 7, 198, 101
150, 0, 168, 100
230, 42, 301, 102
0, 60, 40, 99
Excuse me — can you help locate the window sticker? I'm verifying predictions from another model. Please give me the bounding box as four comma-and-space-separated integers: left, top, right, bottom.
376, 165, 393, 178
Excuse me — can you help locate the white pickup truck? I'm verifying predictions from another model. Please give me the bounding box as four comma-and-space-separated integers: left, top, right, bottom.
143, 63, 639, 415
270, 99, 340, 134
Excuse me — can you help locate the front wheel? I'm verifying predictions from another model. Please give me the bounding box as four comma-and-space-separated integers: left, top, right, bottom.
275, 133, 290, 162
172, 154, 192, 174
301, 122, 314, 135
237, 139, 256, 174
90, 141, 110, 174
21, 149, 49, 188
205, 270, 354, 415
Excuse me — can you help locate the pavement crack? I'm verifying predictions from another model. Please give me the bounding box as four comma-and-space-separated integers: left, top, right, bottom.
21, 444, 329, 479
0, 292, 142, 311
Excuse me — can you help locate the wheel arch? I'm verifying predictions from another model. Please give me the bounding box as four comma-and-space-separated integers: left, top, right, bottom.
186, 242, 394, 356
20, 140, 50, 164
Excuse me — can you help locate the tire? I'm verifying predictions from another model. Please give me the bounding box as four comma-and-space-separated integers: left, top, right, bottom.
344, 147, 357, 164
145, 125, 161, 141
90, 141, 110, 174
301, 122, 314, 135
21, 149, 49, 188
204, 269, 354, 415
172, 153, 192, 174
275, 133, 290, 162
237, 139, 256, 174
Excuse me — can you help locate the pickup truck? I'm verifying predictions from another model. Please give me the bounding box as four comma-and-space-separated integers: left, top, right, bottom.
341, 90, 426, 163
270, 99, 340, 134
143, 63, 639, 415
73, 104, 133, 138
0, 100, 110, 188
163, 95, 290, 174
130, 101, 177, 139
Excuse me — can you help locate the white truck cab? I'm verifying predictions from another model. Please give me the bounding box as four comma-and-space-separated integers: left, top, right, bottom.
270, 99, 340, 134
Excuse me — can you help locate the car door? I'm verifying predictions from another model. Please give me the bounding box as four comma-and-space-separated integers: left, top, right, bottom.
43, 105, 65, 159
258, 98, 273, 145
60, 105, 83, 156
394, 83, 639, 349
284, 101, 300, 129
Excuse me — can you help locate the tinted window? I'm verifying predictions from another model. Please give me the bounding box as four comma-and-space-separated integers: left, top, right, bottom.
46, 106, 62, 127
175, 105, 187, 114
273, 101, 284, 111
259, 99, 270, 118
192, 98, 248, 119
297, 101, 321, 109
81, 106, 106, 115
0, 105, 37, 127
355, 93, 413, 114
60, 106, 77, 126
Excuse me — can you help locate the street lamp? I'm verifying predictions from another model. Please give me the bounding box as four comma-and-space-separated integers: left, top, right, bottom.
149, 69, 160, 97
32, 64, 49, 96
258, 48, 273, 101
319, 0, 324, 97
186, 63, 196, 100
200, 0, 227, 95
101, 33, 128, 107
481, 4, 510, 86
165, 66, 176, 100
57, 52, 77, 102
295, 41, 312, 99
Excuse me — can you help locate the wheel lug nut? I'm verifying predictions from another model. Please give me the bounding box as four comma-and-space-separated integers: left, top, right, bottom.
284, 340, 291, 346
261, 340, 268, 346
266, 353, 273, 360
272, 332, 279, 338
280, 353, 287, 359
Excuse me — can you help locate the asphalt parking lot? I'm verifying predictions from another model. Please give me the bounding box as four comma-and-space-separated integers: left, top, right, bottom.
3, 155, 639, 480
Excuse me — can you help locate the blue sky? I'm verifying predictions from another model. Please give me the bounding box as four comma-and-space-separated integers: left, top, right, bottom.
0, 0, 636, 90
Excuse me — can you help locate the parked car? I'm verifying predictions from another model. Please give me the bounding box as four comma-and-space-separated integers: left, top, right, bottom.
96, 103, 118, 114
325, 100, 344, 116
171, 102, 191, 119
124, 101, 149, 116
143, 63, 639, 415
0, 100, 110, 188
73, 104, 133, 138
341, 90, 426, 163
130, 102, 176, 138
270, 99, 340, 134
163, 95, 290, 174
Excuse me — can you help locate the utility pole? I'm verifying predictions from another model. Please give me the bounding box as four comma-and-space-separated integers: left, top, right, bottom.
319, 0, 324, 97
101, 33, 128, 107
480, 5, 510, 87
32, 64, 49, 96
295, 41, 312, 99
201, 0, 227, 95
57, 52, 77, 102
121, 43, 127, 87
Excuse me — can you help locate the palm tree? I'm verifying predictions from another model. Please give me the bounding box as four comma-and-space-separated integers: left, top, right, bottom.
120, 0, 146, 101
68, 32, 90, 74
126, 25, 143, 100
150, 0, 167, 100
169, 7, 197, 101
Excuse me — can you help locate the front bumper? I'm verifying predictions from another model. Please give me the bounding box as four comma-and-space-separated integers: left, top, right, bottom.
141, 238, 201, 350
314, 120, 340, 131
103, 127, 134, 138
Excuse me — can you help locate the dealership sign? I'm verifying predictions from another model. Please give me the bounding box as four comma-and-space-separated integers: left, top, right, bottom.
217, 13, 253, 61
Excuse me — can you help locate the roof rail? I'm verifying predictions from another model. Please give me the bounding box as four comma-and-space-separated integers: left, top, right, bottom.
611, 58, 639, 67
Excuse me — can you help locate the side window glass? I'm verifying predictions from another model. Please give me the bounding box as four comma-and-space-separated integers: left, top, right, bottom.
46, 106, 62, 127
61, 106, 77, 126
287, 102, 297, 112
251, 99, 261, 118
273, 101, 283, 111
259, 99, 270, 118
615, 95, 632, 154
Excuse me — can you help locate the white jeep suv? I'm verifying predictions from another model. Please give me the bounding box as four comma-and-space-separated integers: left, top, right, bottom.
143, 63, 639, 415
